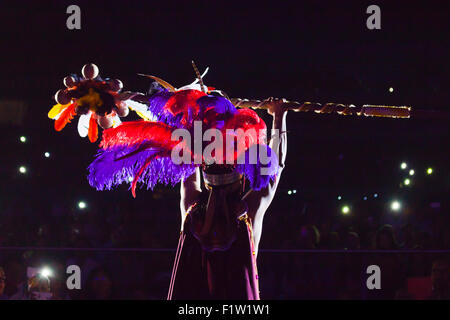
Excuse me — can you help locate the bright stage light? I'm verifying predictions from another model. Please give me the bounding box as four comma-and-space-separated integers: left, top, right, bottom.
19, 166, 27, 174
44, 152, 50, 158
389, 87, 394, 93
20, 136, 27, 143
288, 190, 292, 195
337, 195, 342, 200
128, 176, 134, 182
404, 178, 411, 186
373, 193, 378, 198
40, 267, 53, 278
78, 201, 87, 209
427, 168, 433, 175
409, 169, 415, 176
293, 190, 297, 194
391, 200, 401, 211
400, 162, 407, 170
341, 205, 350, 215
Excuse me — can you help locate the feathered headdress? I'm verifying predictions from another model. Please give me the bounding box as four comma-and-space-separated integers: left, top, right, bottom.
49, 63, 279, 197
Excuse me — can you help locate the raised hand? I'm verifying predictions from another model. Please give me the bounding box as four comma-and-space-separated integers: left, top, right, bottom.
263, 97, 289, 117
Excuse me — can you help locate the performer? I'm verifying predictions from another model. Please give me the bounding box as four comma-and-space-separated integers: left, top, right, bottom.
48, 63, 287, 300
169, 99, 288, 300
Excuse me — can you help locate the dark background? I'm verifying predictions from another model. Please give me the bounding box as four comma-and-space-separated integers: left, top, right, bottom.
0, 0, 448, 206
0, 0, 448, 300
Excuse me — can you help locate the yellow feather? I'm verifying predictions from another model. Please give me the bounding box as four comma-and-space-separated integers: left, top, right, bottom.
135, 110, 150, 120
48, 103, 68, 119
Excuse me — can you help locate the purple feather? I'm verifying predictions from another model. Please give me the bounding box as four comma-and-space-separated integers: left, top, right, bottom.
88, 143, 197, 191
235, 144, 279, 190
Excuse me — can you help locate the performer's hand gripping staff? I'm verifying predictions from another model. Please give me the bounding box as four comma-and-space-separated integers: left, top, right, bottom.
48, 63, 152, 142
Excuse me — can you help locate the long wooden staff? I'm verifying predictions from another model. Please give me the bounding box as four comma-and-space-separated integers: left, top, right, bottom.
231, 98, 449, 120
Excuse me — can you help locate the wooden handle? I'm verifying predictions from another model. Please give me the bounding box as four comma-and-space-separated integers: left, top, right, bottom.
231, 98, 412, 119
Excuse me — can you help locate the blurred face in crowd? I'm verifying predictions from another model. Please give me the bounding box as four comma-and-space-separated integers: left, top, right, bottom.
377, 230, 396, 250
378, 234, 391, 249
0, 268, 5, 295
431, 260, 449, 291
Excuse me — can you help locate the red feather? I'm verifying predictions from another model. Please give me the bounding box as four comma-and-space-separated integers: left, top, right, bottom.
54, 103, 77, 131
100, 121, 179, 149
222, 109, 267, 160
88, 113, 98, 143
164, 89, 206, 126
131, 153, 160, 198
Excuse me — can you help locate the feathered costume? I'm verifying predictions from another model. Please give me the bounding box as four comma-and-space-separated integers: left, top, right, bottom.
49, 63, 279, 197
49, 63, 281, 300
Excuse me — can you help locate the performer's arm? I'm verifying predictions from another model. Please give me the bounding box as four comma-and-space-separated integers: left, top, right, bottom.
243, 98, 288, 252
179, 167, 202, 229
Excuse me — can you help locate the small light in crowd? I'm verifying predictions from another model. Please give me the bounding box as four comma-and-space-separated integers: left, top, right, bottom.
19, 166, 27, 174
337, 195, 342, 200
409, 169, 415, 176
128, 176, 134, 183
341, 205, 350, 215
389, 87, 394, 93
78, 201, 87, 210
400, 162, 407, 170
427, 167, 433, 175
363, 196, 368, 200
373, 193, 378, 198
20, 136, 27, 143
391, 200, 401, 211
288, 190, 292, 195
44, 152, 50, 158
404, 178, 411, 186
40, 267, 53, 278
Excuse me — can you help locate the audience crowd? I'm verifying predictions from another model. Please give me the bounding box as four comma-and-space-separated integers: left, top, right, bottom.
0, 188, 448, 300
